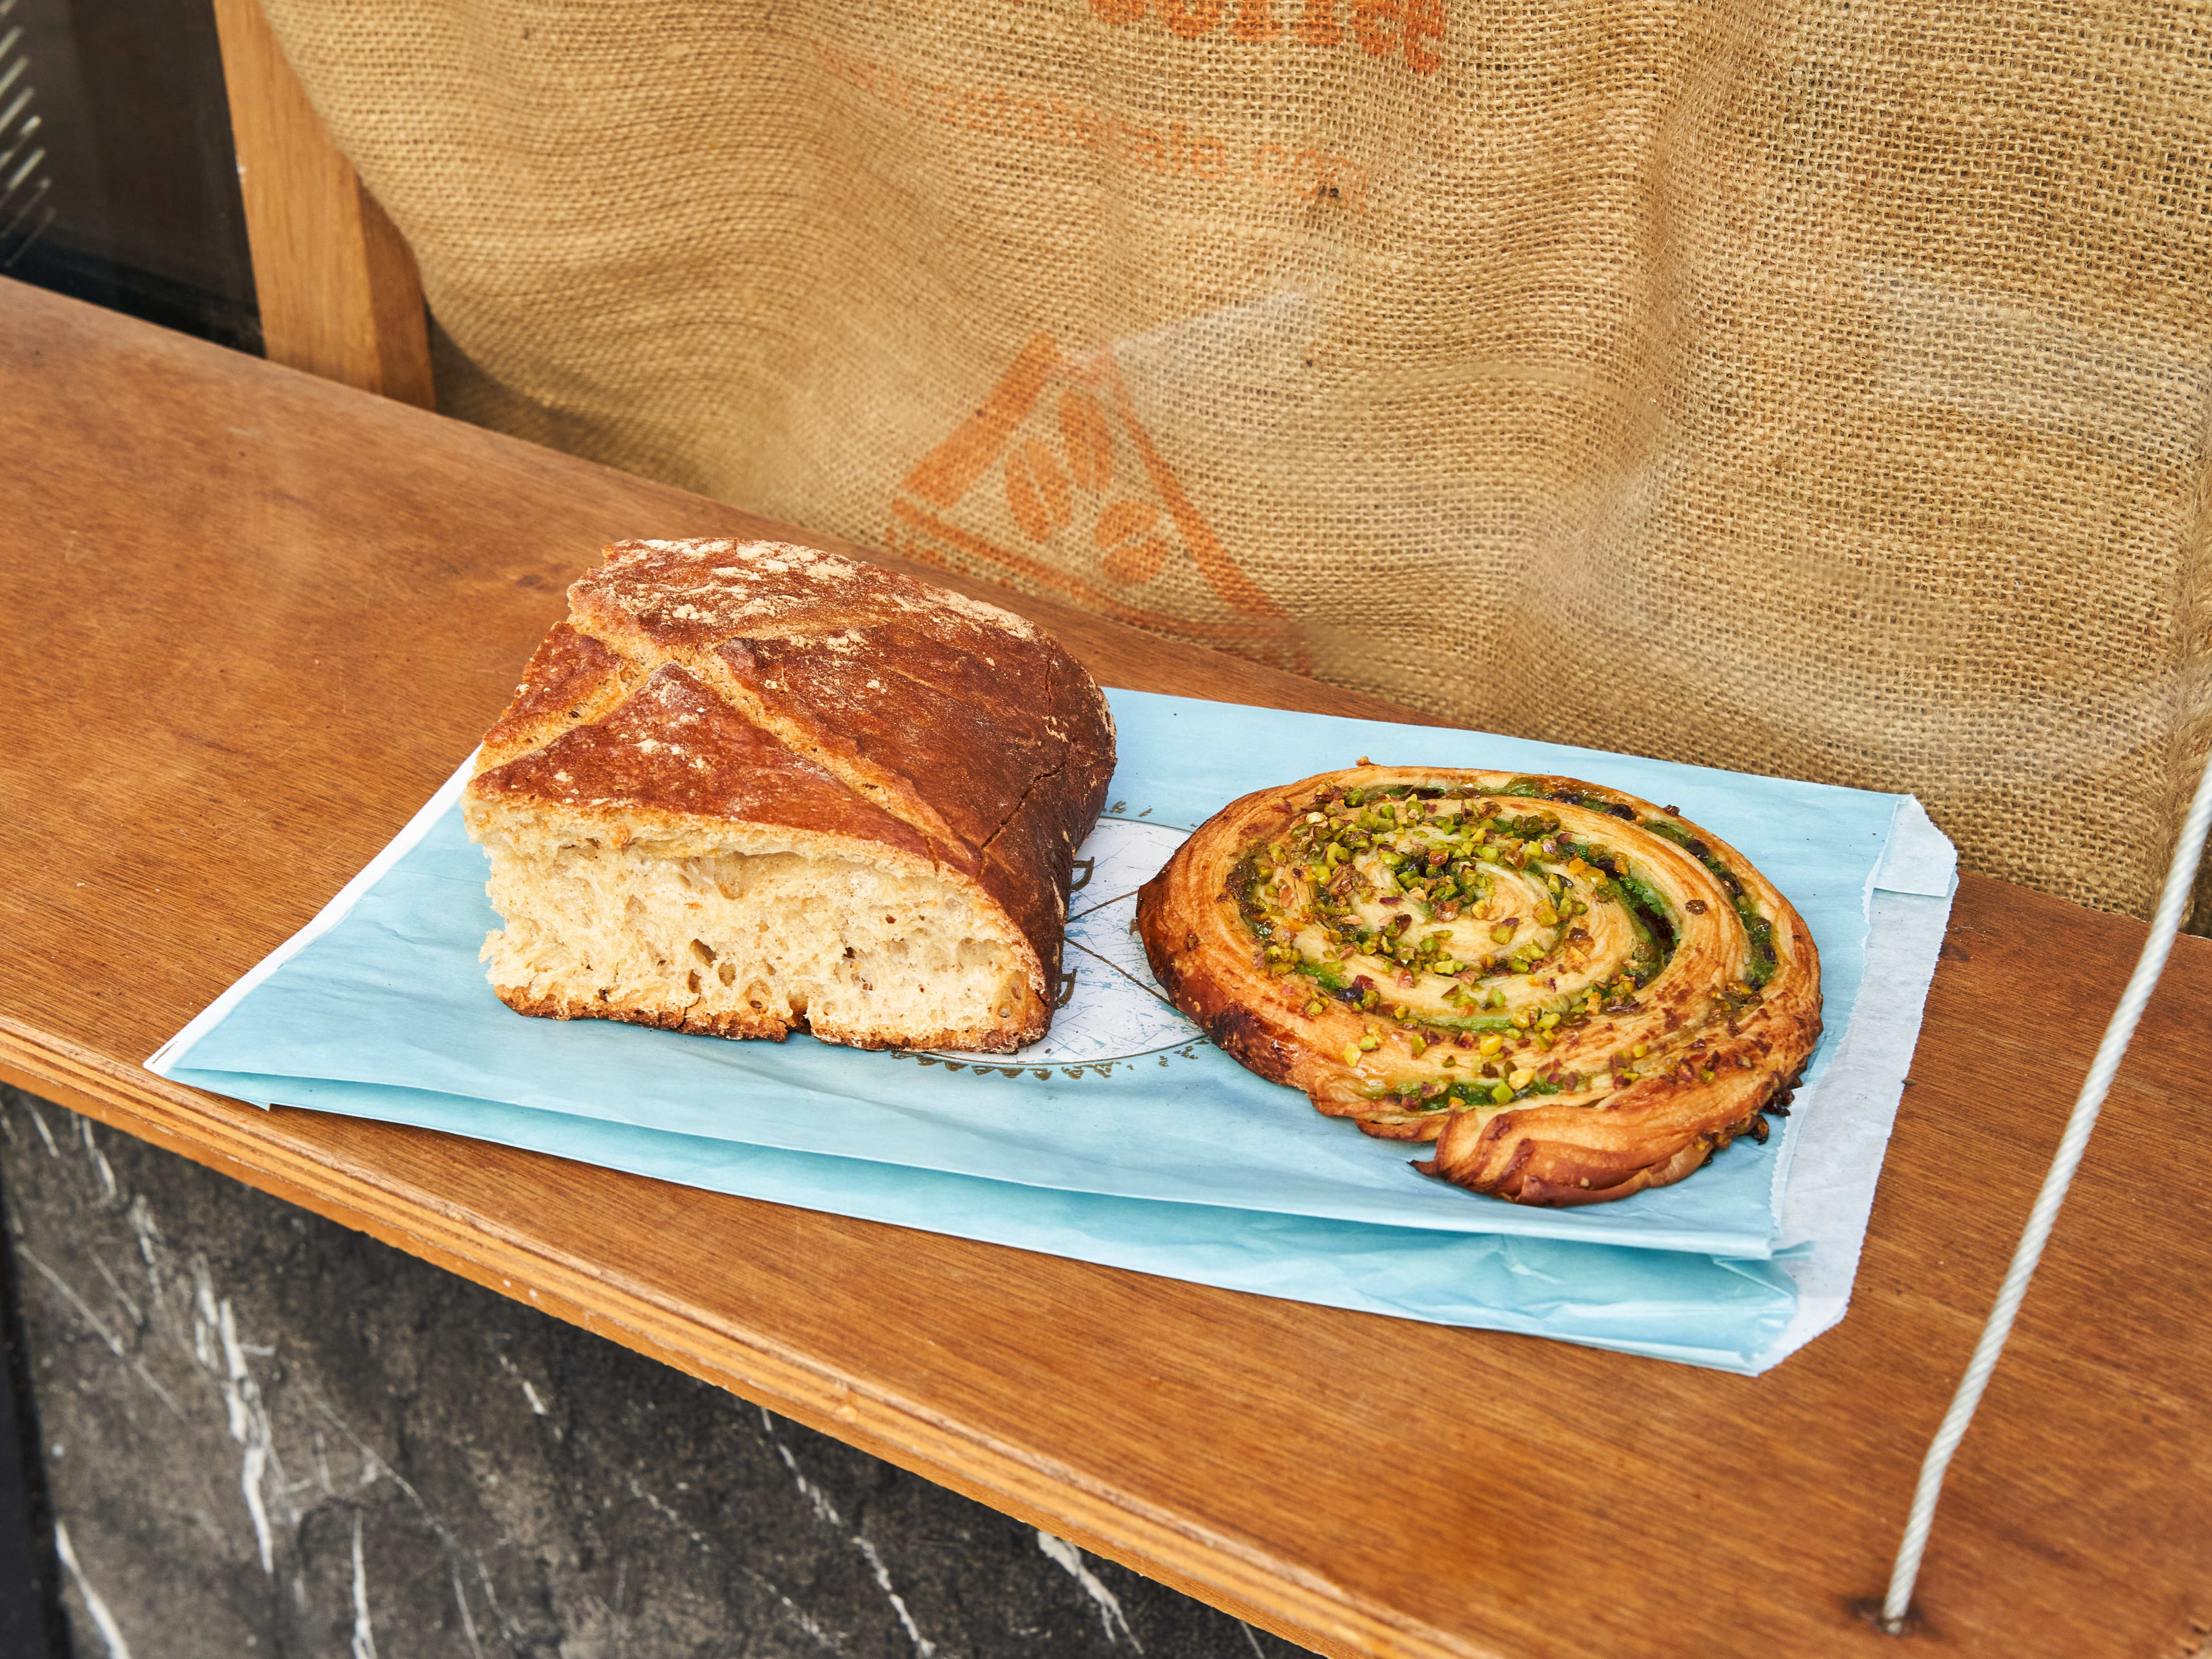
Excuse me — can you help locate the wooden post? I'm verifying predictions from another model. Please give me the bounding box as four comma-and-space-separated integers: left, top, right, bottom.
209, 0, 434, 408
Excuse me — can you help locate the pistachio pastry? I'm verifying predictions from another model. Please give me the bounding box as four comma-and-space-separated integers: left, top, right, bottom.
1135, 766, 1822, 1206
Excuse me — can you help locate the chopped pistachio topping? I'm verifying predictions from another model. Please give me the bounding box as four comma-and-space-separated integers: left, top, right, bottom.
1229, 778, 1785, 1113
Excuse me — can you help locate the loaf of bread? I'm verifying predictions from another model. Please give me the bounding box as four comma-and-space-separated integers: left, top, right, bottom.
463, 539, 1115, 1052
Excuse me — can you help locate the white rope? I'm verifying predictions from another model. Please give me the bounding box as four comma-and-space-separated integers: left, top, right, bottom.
1881, 745, 2212, 1633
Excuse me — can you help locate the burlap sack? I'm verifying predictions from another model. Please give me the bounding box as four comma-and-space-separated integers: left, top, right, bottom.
260, 0, 2211, 929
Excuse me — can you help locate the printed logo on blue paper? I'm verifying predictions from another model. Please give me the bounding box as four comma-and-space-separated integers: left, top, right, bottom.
907, 810, 1209, 1078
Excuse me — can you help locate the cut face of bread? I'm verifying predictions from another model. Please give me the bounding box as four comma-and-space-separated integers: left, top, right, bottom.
463, 540, 1115, 1052
476, 812, 1036, 1051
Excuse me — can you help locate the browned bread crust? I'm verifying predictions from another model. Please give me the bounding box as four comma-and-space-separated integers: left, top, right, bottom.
1136, 766, 1821, 1206
464, 540, 1115, 1050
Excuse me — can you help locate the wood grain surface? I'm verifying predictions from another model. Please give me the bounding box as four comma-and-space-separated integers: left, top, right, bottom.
2, 276, 2207, 1659
211, 0, 435, 407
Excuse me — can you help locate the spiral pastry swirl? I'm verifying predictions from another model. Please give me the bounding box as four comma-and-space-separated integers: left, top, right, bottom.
1136, 766, 1823, 1206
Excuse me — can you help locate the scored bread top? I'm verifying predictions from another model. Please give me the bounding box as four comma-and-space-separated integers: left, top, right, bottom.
467, 539, 1117, 1005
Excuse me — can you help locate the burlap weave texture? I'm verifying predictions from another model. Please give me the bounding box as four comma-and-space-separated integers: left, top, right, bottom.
260, 0, 2212, 926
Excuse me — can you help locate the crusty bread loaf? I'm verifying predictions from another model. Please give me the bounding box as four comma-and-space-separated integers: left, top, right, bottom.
463, 539, 1115, 1051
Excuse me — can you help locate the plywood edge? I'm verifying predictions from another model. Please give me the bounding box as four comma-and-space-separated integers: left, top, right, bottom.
0, 1016, 1517, 1659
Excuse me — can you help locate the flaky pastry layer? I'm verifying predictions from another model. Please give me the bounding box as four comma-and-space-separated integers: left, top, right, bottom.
1135, 766, 1821, 1205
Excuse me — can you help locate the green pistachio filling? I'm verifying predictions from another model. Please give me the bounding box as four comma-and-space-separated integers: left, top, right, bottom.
1232, 779, 1778, 1107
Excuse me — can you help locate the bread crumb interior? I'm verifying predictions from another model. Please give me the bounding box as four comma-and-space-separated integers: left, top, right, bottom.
478, 834, 1027, 1046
